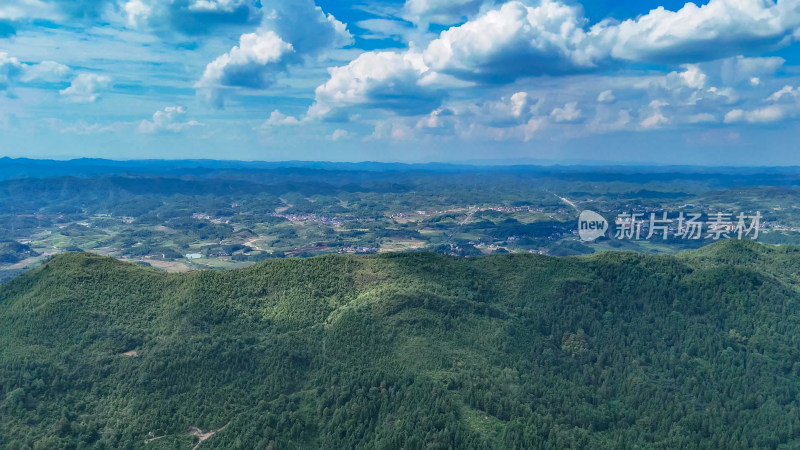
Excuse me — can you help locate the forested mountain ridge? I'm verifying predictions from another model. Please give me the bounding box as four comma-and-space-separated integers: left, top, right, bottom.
2, 240, 800, 449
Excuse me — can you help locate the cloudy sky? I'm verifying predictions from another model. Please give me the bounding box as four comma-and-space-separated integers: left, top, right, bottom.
1, 0, 800, 164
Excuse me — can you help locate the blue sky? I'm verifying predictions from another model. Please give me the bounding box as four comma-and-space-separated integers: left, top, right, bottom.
1, 0, 800, 164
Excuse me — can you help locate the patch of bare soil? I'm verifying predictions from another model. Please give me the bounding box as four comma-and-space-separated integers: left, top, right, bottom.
188, 424, 228, 449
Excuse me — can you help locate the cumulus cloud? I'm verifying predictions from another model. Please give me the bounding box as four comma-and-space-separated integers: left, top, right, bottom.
724, 105, 786, 123
701, 86, 739, 105
655, 64, 710, 93
550, 102, 582, 123
263, 109, 300, 126
3, 0, 262, 31
60, 73, 111, 103
188, 0, 245, 12
406, 90, 548, 142
397, 0, 800, 87
640, 100, 669, 129
138, 106, 202, 134
416, 107, 455, 129
311, 0, 800, 121
597, 90, 616, 104
261, 0, 352, 55
121, 0, 260, 34
0, 53, 24, 91
420, 0, 800, 84
196, 31, 294, 91
0, 51, 70, 95
308, 51, 444, 120
197, 0, 351, 107
20, 60, 70, 82
677, 64, 707, 89
423, 1, 596, 83
455, 91, 536, 127
766, 85, 799, 103
509, 92, 532, 119
596, 0, 799, 63
329, 129, 349, 141
123, 0, 152, 28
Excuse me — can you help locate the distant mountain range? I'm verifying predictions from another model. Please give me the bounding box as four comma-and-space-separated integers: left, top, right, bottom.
2, 156, 800, 178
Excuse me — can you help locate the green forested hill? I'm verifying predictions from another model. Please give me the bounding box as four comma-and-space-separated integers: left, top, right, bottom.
2, 241, 800, 449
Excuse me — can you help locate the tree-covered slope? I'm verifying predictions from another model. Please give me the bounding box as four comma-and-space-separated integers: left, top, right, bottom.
2, 240, 800, 449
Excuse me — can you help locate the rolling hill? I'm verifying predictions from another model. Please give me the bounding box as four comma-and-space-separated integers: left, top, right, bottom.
2, 240, 800, 449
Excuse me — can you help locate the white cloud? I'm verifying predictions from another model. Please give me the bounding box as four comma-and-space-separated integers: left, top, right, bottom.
410, 90, 545, 140
263, 110, 301, 126
724, 105, 785, 123
640, 100, 669, 129
661, 65, 708, 92
694, 86, 739, 106
423, 1, 595, 82
458, 92, 536, 127
261, 0, 353, 53
597, 90, 616, 104
0, 52, 70, 94
188, 0, 245, 12
197, 31, 294, 89
0, 0, 60, 21
678, 64, 707, 89
598, 0, 799, 63
330, 129, 349, 141
405, 0, 800, 86
310, 0, 800, 127
20, 60, 70, 82
0, 52, 24, 92
766, 85, 799, 103
509, 92, 530, 118
138, 106, 202, 134
550, 102, 582, 123
123, 0, 152, 28
197, 0, 352, 107
308, 51, 442, 119
416, 107, 454, 129
59, 73, 111, 103
121, 0, 260, 33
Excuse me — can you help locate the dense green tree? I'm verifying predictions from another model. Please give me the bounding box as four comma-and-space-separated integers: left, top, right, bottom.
1, 240, 800, 448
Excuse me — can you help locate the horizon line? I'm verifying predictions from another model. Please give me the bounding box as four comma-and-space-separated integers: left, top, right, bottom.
2, 156, 800, 170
